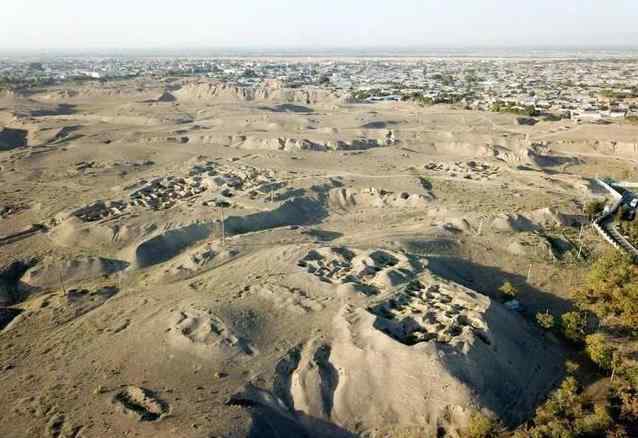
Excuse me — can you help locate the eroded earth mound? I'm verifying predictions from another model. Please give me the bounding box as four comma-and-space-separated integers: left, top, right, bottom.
0, 79, 622, 437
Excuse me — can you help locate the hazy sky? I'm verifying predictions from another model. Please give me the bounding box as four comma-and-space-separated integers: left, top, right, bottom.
3, 0, 638, 50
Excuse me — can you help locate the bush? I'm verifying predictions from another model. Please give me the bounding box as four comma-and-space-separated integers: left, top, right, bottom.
622, 366, 638, 388
584, 199, 606, 220
490, 101, 539, 117
585, 333, 614, 370
520, 377, 613, 437
561, 311, 595, 343
466, 412, 502, 438
573, 404, 612, 435
536, 312, 556, 330
575, 250, 638, 330
615, 383, 638, 420
565, 360, 580, 375
499, 281, 518, 299
618, 218, 638, 247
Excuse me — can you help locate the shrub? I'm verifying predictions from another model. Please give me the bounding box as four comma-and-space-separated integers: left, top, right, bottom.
618, 218, 638, 247
466, 412, 502, 438
499, 281, 518, 299
584, 199, 606, 220
573, 404, 612, 435
575, 250, 638, 330
561, 311, 595, 343
615, 384, 638, 420
585, 333, 614, 370
521, 377, 613, 437
536, 312, 556, 330
565, 360, 580, 375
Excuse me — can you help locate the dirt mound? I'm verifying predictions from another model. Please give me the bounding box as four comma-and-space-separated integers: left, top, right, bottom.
21, 256, 128, 289
251, 283, 327, 313
165, 244, 240, 277
424, 160, 502, 180
526, 207, 586, 228
518, 144, 582, 168
134, 223, 214, 268
328, 187, 432, 210
29, 125, 83, 146
0, 127, 28, 150
131, 196, 324, 268
166, 305, 257, 359
507, 233, 561, 260
298, 247, 426, 295
156, 91, 176, 102
27, 103, 76, 117
225, 197, 326, 234
237, 267, 562, 436
235, 135, 384, 152
492, 209, 585, 235
70, 85, 153, 100
174, 80, 342, 105
36, 89, 79, 100
491, 214, 539, 232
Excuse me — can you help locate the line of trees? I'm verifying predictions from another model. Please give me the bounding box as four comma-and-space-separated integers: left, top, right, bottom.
489, 101, 539, 117
515, 250, 638, 437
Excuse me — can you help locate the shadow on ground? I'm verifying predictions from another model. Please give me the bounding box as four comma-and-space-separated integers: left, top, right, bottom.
427, 255, 572, 314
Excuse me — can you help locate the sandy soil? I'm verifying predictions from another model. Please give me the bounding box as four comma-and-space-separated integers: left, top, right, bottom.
0, 79, 635, 437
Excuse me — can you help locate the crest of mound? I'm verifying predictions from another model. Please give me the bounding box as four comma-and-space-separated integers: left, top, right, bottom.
173, 80, 341, 105
490, 207, 586, 234
301, 279, 561, 434
237, 268, 562, 436
328, 187, 432, 210
233, 135, 385, 152
297, 247, 426, 295
166, 305, 257, 359
21, 256, 128, 289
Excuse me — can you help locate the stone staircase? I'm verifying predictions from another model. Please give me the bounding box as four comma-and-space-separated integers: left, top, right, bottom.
592, 178, 638, 260
594, 215, 638, 260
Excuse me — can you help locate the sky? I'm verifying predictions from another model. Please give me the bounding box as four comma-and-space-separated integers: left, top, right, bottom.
2, 0, 638, 51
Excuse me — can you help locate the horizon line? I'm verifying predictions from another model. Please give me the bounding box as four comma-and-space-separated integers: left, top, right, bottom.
2, 45, 638, 59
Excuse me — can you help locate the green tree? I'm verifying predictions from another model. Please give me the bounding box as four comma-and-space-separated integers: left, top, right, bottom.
518, 377, 613, 437
561, 311, 595, 343
575, 250, 638, 330
466, 412, 502, 438
618, 217, 638, 247
585, 333, 614, 370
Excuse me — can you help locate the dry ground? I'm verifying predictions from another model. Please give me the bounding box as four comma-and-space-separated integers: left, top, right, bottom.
0, 80, 636, 437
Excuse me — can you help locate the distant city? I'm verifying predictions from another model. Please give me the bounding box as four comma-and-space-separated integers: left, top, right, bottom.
2, 51, 638, 122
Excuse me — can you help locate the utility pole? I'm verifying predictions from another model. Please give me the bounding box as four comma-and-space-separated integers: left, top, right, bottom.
59, 270, 66, 295
577, 224, 585, 259
219, 207, 225, 247
477, 218, 485, 236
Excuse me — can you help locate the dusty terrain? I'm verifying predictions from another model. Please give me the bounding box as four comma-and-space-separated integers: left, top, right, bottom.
0, 79, 636, 437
